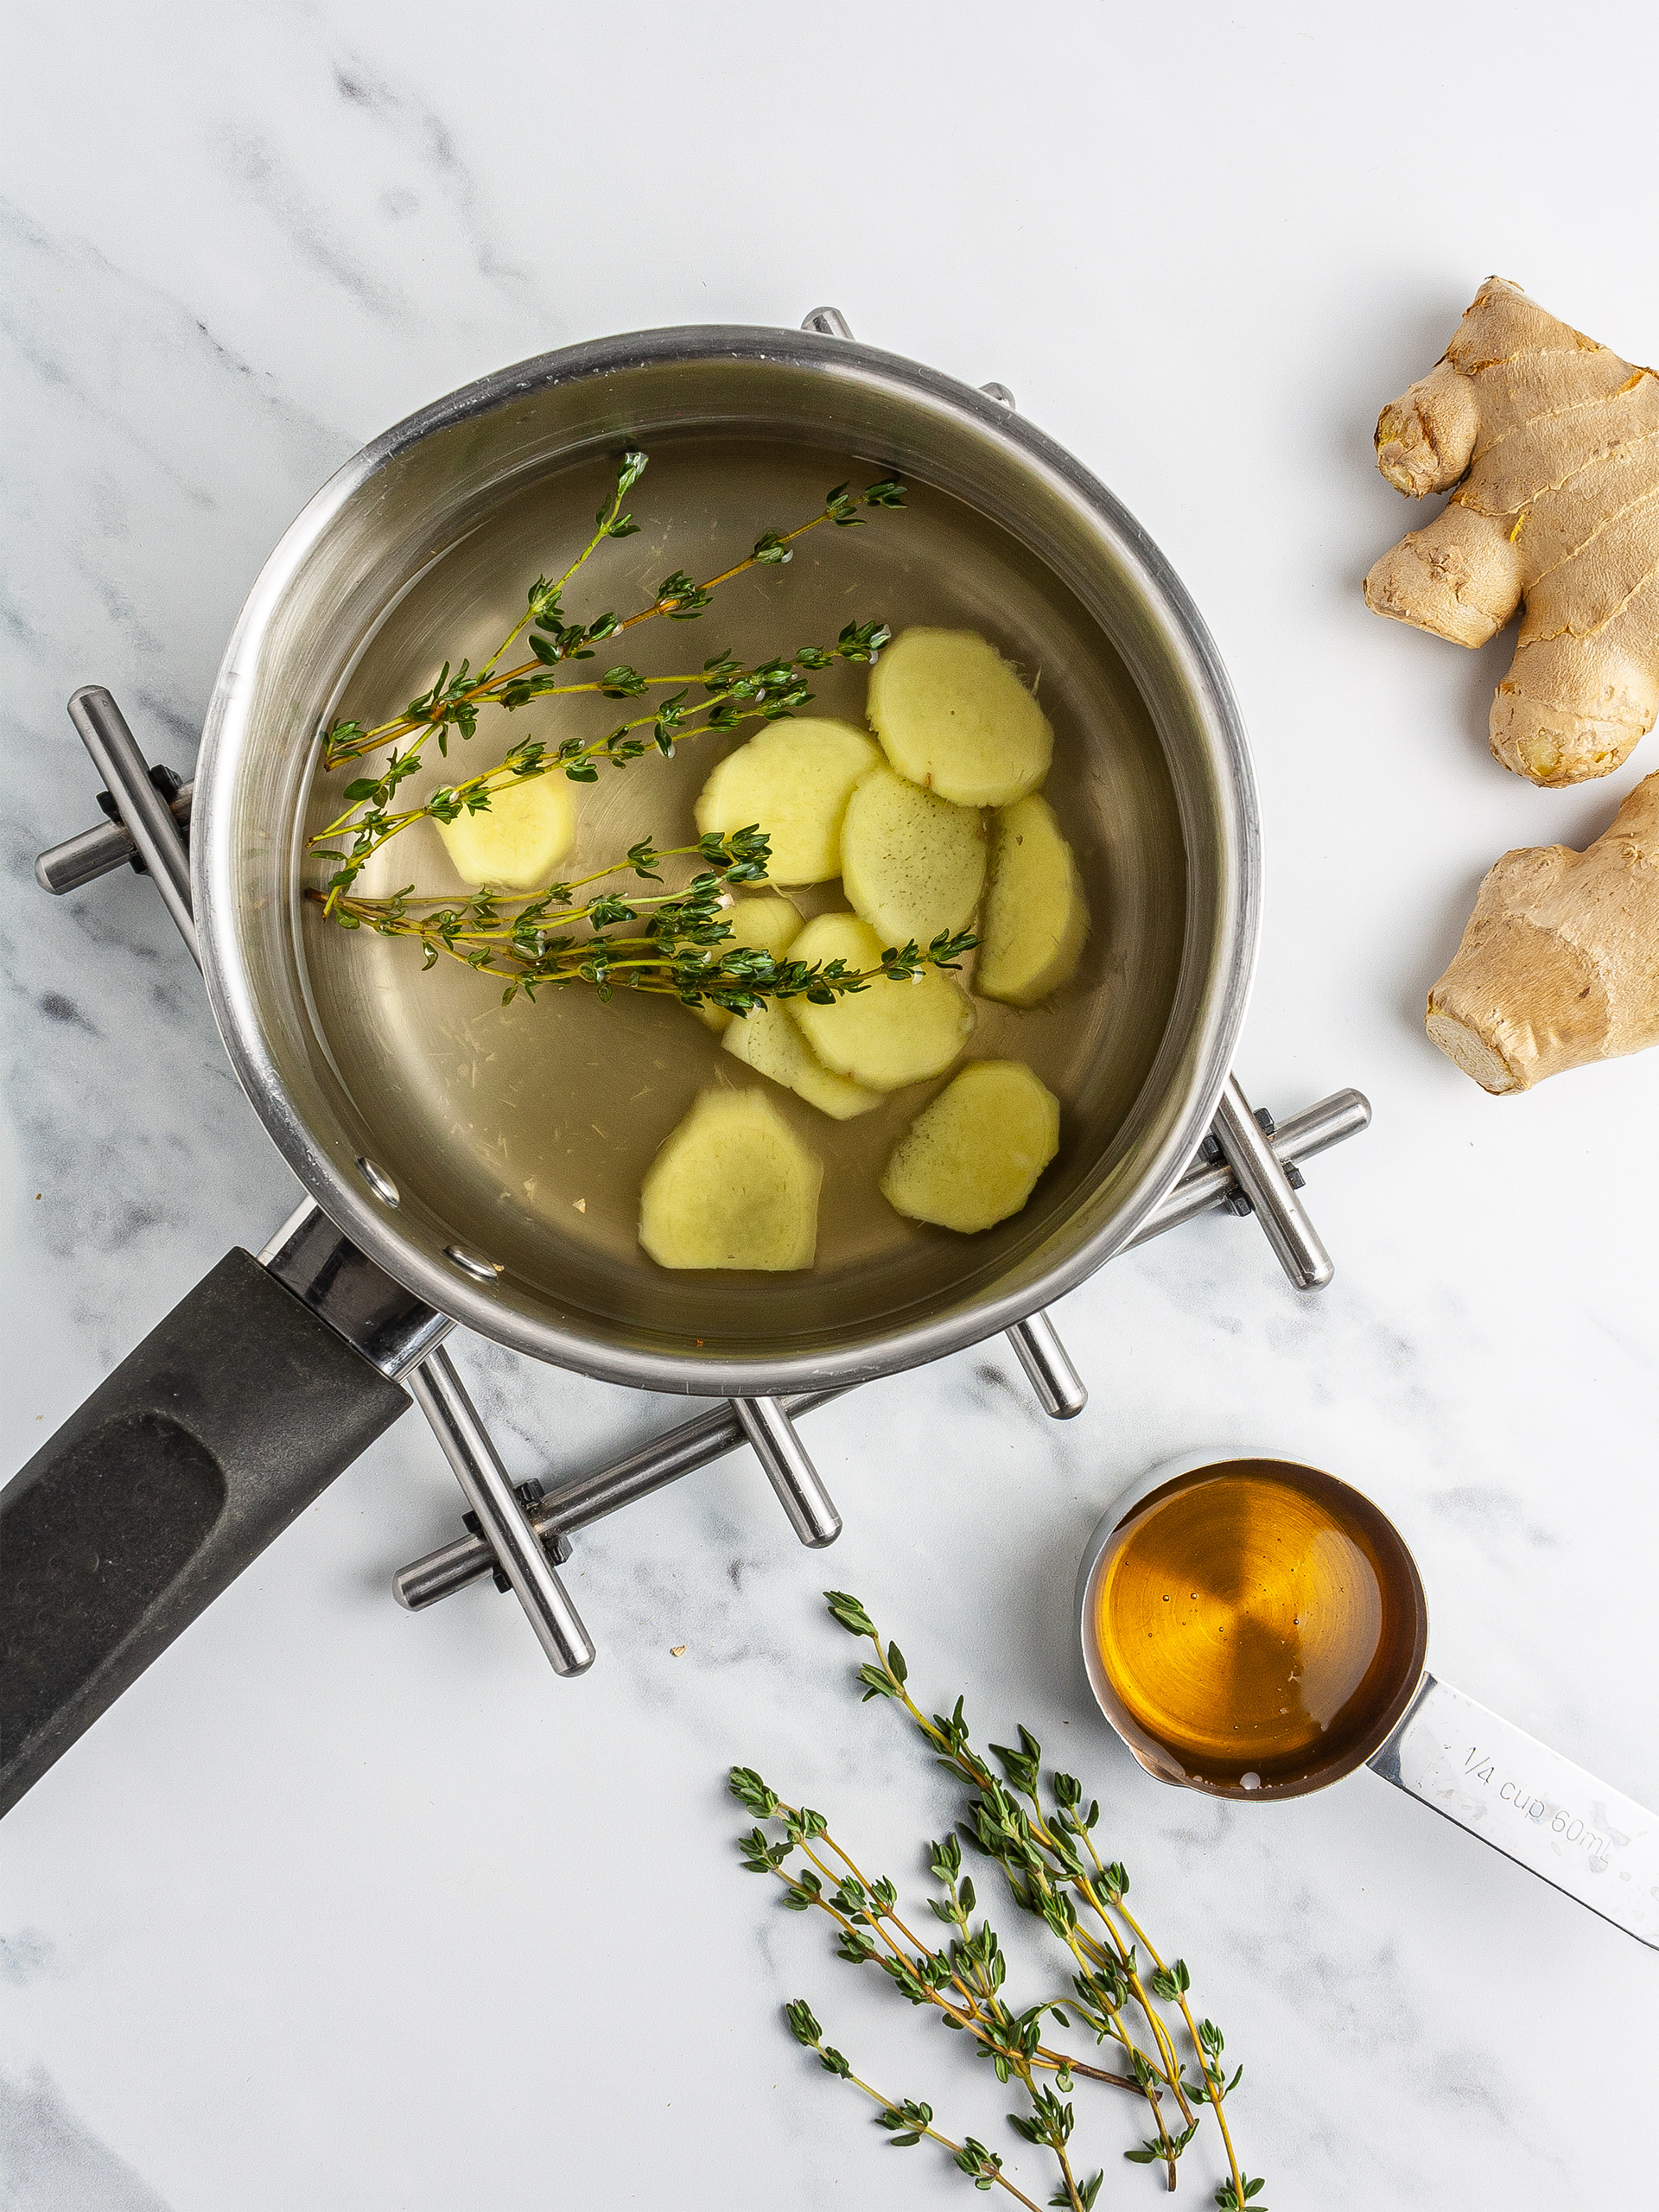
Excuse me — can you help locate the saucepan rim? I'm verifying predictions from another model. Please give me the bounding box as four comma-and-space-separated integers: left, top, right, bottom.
195, 321, 1260, 1395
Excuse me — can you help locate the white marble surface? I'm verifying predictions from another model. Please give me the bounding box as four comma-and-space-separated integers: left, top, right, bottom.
3, 3, 1656, 2205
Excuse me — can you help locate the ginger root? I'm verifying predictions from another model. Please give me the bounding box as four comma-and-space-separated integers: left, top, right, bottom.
1364, 277, 1659, 787
1427, 772, 1659, 1091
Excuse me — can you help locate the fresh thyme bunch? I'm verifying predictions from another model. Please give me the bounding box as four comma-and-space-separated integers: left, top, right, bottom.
730, 1595, 1268, 2212
308, 449, 904, 911
314, 827, 976, 1011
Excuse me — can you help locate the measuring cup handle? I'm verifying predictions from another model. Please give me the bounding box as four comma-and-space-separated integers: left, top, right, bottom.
1368, 1674, 1659, 1948
0, 1249, 409, 1816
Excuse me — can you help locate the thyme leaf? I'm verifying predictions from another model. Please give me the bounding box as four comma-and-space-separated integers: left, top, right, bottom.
313, 448, 905, 818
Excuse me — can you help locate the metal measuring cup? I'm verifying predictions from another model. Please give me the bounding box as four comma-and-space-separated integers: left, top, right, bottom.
1075, 1450, 1657, 1947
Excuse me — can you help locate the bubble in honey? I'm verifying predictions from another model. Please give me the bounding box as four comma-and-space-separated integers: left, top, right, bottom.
1090, 1460, 1425, 1798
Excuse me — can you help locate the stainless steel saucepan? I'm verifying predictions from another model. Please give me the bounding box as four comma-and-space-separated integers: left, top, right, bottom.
2, 320, 1262, 1812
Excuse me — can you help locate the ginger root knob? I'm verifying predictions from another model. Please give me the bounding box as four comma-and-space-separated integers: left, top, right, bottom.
1427, 772, 1659, 1091
1365, 276, 1659, 787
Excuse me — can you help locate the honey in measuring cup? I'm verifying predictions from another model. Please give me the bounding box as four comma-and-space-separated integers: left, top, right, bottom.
1089, 1459, 1427, 1800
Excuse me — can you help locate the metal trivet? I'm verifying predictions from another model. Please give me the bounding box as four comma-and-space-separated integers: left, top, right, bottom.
34, 324, 1370, 1678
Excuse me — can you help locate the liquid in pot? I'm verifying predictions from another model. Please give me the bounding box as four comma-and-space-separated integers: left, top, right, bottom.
298, 433, 1185, 1351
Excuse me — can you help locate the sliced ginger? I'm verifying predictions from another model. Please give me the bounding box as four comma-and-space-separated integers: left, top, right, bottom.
694, 718, 880, 884
840, 765, 986, 949
693, 893, 802, 1033
639, 1089, 821, 1269
867, 627, 1052, 808
1427, 772, 1659, 1091
785, 913, 975, 1091
880, 1060, 1060, 1232
722, 1002, 881, 1119
435, 773, 575, 890
976, 793, 1088, 1007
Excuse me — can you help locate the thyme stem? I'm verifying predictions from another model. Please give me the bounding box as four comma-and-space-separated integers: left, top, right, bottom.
766, 1823, 1135, 2095
312, 616, 890, 914
472, 453, 641, 686
316, 453, 904, 781
314, 837, 976, 1014
317, 670, 703, 785
785, 2003, 1046, 2211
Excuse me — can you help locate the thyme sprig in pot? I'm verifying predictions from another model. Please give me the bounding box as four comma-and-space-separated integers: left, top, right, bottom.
308, 451, 904, 912
732, 1594, 1268, 2211
314, 827, 977, 1012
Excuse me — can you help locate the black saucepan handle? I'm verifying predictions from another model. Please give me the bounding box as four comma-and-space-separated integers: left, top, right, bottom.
0, 1248, 409, 1815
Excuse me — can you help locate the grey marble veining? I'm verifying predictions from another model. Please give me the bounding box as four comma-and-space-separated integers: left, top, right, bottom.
3, 4, 1657, 2209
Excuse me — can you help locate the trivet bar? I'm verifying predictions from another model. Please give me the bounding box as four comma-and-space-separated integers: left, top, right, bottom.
67, 687, 199, 960
407, 1350, 595, 1674
1127, 1088, 1370, 1246
396, 1388, 854, 1609
734, 1398, 842, 1548
1211, 1073, 1334, 1289
35, 777, 194, 893
393, 1082, 1370, 1612
1006, 1312, 1087, 1418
